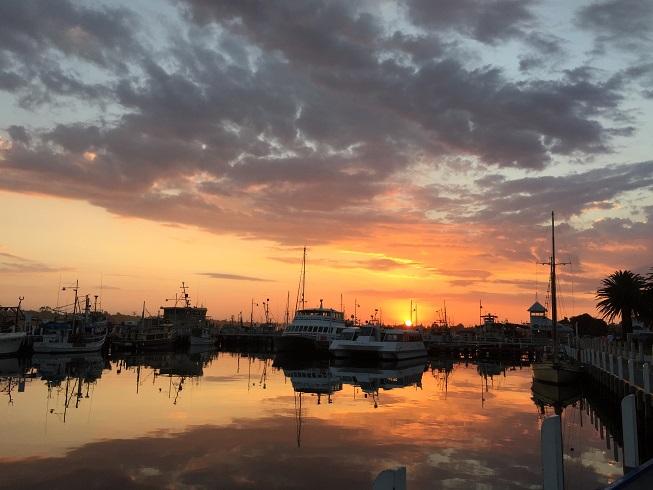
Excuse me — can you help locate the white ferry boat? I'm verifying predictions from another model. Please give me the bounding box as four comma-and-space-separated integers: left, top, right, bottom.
329, 324, 427, 361
276, 301, 349, 355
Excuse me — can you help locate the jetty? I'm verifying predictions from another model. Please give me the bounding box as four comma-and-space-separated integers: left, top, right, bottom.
569, 337, 653, 488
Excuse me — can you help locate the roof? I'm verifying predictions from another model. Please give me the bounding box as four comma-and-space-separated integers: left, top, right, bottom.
527, 301, 547, 313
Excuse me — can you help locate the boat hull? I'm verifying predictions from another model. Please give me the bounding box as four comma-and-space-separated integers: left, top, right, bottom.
32, 334, 106, 353
532, 361, 582, 385
112, 338, 174, 351
190, 336, 215, 346
330, 340, 427, 361
275, 335, 329, 356
0, 332, 26, 355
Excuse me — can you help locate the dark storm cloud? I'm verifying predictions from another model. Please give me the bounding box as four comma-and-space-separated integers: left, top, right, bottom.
0, 0, 140, 68
576, 0, 653, 52
0, 0, 648, 248
0, 0, 140, 108
404, 0, 535, 44
465, 160, 653, 225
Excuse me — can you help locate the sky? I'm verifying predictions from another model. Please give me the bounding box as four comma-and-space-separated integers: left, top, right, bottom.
0, 0, 652, 325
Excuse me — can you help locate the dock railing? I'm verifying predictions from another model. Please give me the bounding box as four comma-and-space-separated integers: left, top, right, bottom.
567, 337, 653, 396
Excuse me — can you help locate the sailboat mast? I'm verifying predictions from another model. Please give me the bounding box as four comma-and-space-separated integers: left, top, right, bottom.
285, 291, 290, 325
301, 246, 306, 310
550, 211, 558, 362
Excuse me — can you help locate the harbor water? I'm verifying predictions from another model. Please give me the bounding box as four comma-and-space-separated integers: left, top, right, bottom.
0, 351, 640, 489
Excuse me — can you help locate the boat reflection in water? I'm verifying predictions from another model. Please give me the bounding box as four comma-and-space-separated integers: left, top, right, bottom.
331, 359, 426, 409
531, 379, 582, 416
31, 352, 107, 423
113, 350, 217, 403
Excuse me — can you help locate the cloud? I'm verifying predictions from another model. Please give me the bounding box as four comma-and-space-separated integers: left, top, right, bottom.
576, 0, 653, 53
404, 0, 535, 44
198, 272, 274, 282
0, 250, 63, 274
0, 0, 651, 289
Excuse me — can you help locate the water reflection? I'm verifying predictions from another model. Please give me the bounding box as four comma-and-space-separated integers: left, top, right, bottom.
0, 351, 644, 489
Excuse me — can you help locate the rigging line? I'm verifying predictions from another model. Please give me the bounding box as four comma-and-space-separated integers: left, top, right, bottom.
570, 258, 575, 318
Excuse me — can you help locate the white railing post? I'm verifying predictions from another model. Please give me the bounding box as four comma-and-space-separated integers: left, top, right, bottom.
621, 394, 640, 472
628, 359, 635, 385
618, 356, 624, 379
609, 354, 614, 375
644, 363, 651, 394
541, 415, 565, 490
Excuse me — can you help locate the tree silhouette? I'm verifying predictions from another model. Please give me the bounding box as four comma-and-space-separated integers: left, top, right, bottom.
596, 270, 646, 335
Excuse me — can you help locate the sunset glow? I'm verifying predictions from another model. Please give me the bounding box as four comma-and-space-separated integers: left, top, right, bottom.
0, 0, 652, 326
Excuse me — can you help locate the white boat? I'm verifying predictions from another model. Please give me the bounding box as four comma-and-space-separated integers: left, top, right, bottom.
0, 299, 28, 355
276, 302, 349, 355
532, 212, 581, 386
32, 322, 107, 353
0, 332, 26, 355
329, 324, 427, 361
32, 282, 107, 354
275, 248, 352, 355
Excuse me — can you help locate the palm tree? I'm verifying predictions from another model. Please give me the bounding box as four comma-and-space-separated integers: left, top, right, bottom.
596, 270, 646, 335
642, 268, 653, 328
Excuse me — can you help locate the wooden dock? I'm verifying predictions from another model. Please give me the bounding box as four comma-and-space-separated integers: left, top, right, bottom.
426, 337, 549, 359
571, 337, 653, 487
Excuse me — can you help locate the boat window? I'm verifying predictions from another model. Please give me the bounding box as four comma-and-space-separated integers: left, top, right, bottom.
360, 326, 373, 336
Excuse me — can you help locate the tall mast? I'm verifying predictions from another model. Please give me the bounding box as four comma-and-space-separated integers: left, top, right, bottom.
285, 291, 290, 325
250, 298, 254, 327
301, 246, 306, 310
295, 246, 307, 314
550, 211, 558, 362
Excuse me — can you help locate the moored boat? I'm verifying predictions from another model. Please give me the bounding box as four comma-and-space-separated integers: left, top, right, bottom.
190, 326, 215, 346
32, 282, 107, 354
0, 298, 28, 355
329, 324, 427, 361
112, 302, 175, 351
275, 247, 351, 356
161, 282, 207, 344
532, 212, 581, 386
275, 301, 349, 355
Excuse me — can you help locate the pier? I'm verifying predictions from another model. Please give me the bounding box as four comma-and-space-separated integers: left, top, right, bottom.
570, 337, 653, 487
426, 337, 549, 359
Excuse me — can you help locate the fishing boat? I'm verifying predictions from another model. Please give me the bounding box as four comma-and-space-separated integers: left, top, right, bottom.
32, 282, 107, 354
160, 282, 208, 344
112, 302, 175, 351
0, 299, 28, 356
329, 324, 427, 361
531, 212, 582, 385
190, 326, 215, 346
275, 247, 351, 355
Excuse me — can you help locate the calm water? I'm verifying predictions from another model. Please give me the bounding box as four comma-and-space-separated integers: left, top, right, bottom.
0, 350, 628, 489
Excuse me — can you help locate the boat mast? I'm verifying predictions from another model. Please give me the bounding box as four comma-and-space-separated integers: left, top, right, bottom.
301, 247, 306, 310
294, 246, 307, 315
285, 291, 290, 325
550, 211, 558, 363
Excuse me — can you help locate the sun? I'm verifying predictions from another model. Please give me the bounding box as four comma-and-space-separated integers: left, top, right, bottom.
404, 319, 412, 327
